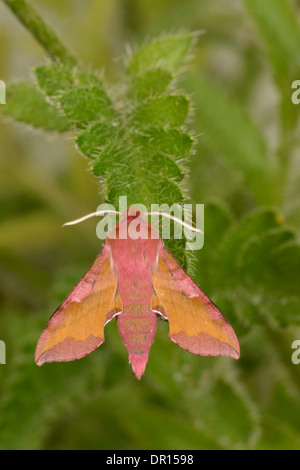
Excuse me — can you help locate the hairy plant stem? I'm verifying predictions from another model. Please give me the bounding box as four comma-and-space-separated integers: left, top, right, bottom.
2, 0, 77, 66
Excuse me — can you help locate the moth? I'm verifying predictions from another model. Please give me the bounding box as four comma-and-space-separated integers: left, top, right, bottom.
35, 207, 240, 379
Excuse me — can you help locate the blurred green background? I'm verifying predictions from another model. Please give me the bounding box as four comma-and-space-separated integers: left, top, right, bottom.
1, 0, 300, 450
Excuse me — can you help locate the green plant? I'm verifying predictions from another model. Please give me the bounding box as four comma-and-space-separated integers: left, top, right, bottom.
2, 0, 198, 265
1, 0, 300, 451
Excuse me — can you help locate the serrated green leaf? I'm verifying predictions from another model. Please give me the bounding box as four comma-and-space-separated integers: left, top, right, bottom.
131, 68, 174, 98
216, 209, 282, 284
35, 63, 74, 96
128, 33, 194, 75
132, 127, 194, 160
200, 208, 300, 328
240, 229, 295, 291
3, 33, 196, 268
60, 84, 117, 128
105, 170, 184, 210
35, 64, 119, 131
93, 145, 184, 182
0, 313, 113, 449
1, 82, 70, 132
76, 122, 123, 158
35, 63, 105, 96
132, 95, 189, 128
91, 140, 128, 178
145, 153, 184, 181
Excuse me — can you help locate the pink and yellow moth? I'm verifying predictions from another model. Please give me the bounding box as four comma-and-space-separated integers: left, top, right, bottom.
35, 207, 240, 379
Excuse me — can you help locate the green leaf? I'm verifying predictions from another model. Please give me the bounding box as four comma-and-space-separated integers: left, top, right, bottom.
216, 209, 283, 285
197, 208, 300, 328
131, 68, 174, 98
60, 84, 117, 128
34, 63, 75, 96
0, 312, 111, 449
35, 64, 119, 129
93, 146, 184, 184
187, 75, 268, 173
104, 167, 184, 207
35, 63, 105, 96
240, 233, 300, 325
132, 127, 194, 160
193, 203, 233, 291
1, 82, 70, 132
76, 122, 124, 158
128, 33, 195, 75
5, 33, 197, 267
245, 0, 300, 131
245, 0, 300, 83
189, 376, 259, 448
90, 139, 128, 178
132, 95, 190, 128
185, 75, 276, 204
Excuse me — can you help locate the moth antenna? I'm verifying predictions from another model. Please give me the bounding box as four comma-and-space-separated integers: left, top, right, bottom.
63, 210, 122, 227
146, 212, 203, 234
